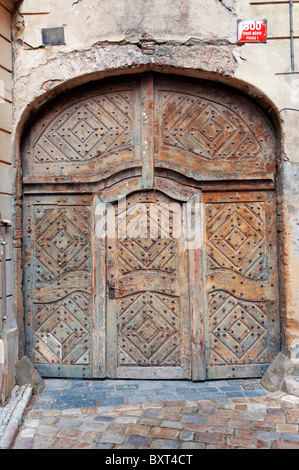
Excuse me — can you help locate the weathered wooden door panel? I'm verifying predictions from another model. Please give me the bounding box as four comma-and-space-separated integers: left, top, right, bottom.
202, 191, 280, 379
106, 191, 191, 379
23, 195, 101, 378
154, 75, 276, 182
22, 76, 143, 185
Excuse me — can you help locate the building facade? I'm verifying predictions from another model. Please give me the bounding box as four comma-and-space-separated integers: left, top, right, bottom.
1, 0, 299, 402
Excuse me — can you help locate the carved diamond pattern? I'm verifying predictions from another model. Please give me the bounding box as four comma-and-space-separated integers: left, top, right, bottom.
209, 291, 268, 365
206, 202, 266, 278
71, 119, 96, 143
34, 207, 90, 282
34, 292, 90, 365
117, 238, 177, 274
161, 93, 262, 160
34, 92, 133, 163
118, 292, 179, 366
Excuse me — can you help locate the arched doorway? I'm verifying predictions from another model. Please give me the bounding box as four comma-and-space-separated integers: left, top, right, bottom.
21, 73, 280, 380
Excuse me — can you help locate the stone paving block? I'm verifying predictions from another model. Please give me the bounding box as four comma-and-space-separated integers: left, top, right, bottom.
181, 414, 207, 425
151, 427, 180, 440
281, 433, 299, 442
150, 438, 179, 449
102, 397, 125, 407
35, 425, 60, 436
179, 430, 194, 441
95, 443, 114, 449
56, 417, 83, 428
20, 428, 36, 438
115, 416, 138, 424
93, 415, 115, 423
126, 435, 151, 446
218, 386, 244, 392
144, 408, 160, 418
108, 390, 132, 398
161, 420, 183, 429
180, 441, 205, 449
127, 396, 151, 404
97, 431, 126, 444
256, 431, 280, 441
244, 390, 267, 397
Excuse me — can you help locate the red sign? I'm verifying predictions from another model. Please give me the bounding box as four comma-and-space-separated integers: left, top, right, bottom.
237, 19, 267, 43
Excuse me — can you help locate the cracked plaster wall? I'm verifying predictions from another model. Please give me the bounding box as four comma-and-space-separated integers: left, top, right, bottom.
10, 0, 299, 355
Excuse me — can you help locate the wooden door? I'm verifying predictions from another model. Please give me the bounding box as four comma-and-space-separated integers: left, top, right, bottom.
22, 73, 280, 380
106, 191, 191, 379
203, 191, 280, 379
23, 195, 96, 378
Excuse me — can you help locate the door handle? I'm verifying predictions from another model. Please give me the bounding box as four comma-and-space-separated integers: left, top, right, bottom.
108, 282, 115, 299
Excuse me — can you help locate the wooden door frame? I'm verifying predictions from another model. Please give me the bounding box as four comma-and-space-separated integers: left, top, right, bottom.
95, 176, 206, 380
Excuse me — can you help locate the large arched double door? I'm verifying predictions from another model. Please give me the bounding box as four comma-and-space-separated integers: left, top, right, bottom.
22, 73, 280, 380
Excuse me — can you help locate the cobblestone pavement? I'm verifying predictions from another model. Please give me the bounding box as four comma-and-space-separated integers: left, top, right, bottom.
12, 378, 299, 449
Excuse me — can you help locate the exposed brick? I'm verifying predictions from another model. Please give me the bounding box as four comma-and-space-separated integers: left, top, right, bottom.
209, 426, 234, 435
80, 430, 99, 441
55, 438, 77, 449
217, 409, 239, 419
286, 411, 299, 424
195, 432, 226, 445
251, 421, 276, 431
56, 428, 81, 439
206, 416, 228, 427
234, 404, 248, 411
236, 428, 255, 438
126, 424, 150, 436
150, 427, 179, 440
264, 414, 286, 424
76, 442, 95, 449
273, 440, 299, 450
228, 419, 252, 429
256, 439, 272, 449
205, 444, 233, 449
276, 424, 298, 433
184, 423, 209, 433
227, 436, 257, 448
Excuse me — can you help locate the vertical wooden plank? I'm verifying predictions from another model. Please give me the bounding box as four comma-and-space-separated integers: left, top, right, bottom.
187, 191, 206, 380
106, 234, 118, 378
141, 74, 154, 190
93, 196, 107, 377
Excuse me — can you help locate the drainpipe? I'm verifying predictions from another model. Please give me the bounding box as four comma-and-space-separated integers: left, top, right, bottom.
290, 0, 295, 72
0, 215, 12, 339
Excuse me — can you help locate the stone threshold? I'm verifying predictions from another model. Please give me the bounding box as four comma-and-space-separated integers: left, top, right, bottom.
0, 385, 32, 449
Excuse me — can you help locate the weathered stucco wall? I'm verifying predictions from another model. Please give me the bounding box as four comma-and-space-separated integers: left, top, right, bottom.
9, 0, 299, 366
0, 0, 19, 404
